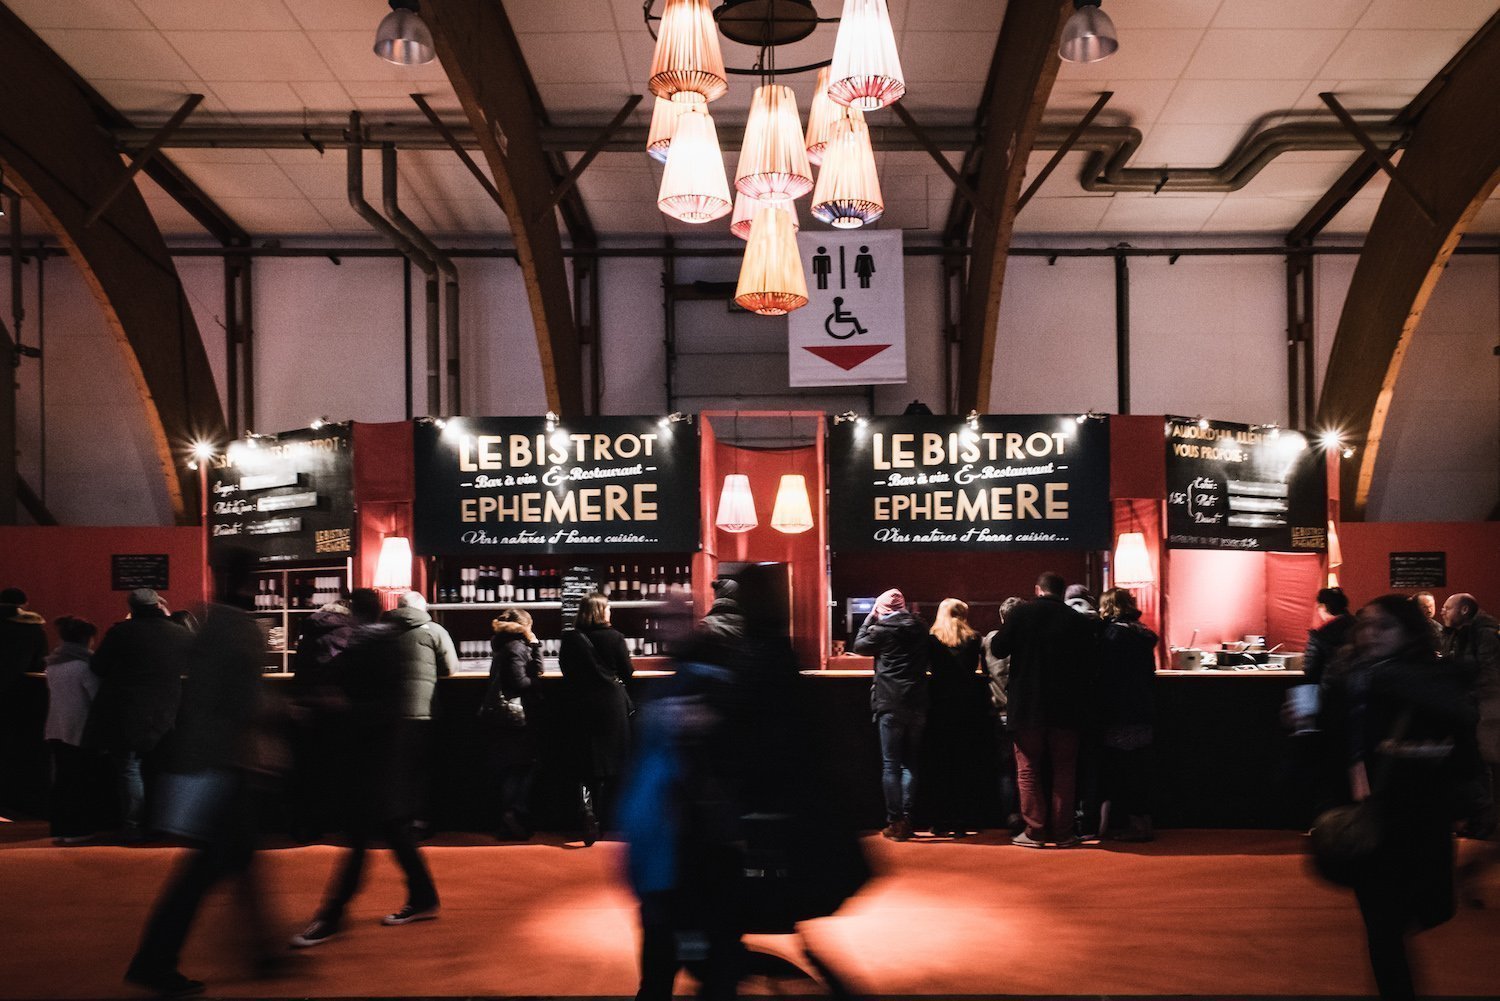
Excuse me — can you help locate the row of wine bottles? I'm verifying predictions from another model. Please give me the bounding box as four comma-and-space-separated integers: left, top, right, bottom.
254, 575, 345, 610
436, 563, 693, 605
455, 617, 670, 660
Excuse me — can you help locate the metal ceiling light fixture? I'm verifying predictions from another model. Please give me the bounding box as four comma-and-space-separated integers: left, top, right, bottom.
734, 203, 808, 315
737, 83, 814, 200
1059, 0, 1118, 64
827, 0, 904, 111
649, 0, 729, 104
731, 190, 798, 240
373, 0, 435, 66
811, 114, 882, 228
646, 97, 689, 163
657, 106, 733, 222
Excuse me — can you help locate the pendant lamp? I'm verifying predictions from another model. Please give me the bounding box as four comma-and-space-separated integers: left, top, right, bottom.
648, 0, 728, 105
736, 84, 814, 201
715, 473, 758, 533
657, 106, 732, 223
646, 97, 688, 164
1112, 532, 1154, 588
1059, 0, 1119, 64
771, 474, 815, 534
373, 536, 414, 592
1326, 519, 1343, 569
734, 204, 808, 315
804, 67, 857, 166
827, 0, 905, 111
811, 115, 883, 228
731, 191, 799, 241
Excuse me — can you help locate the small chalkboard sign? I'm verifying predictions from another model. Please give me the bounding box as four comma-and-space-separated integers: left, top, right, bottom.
1390, 551, 1446, 589
560, 566, 602, 634
111, 554, 169, 592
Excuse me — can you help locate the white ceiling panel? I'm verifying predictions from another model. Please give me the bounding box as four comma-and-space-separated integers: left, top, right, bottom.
133, 0, 297, 31
285, 0, 391, 32
1021, 151, 1112, 201
906, 0, 1005, 33
3, 0, 152, 30
1323, 197, 1379, 234
288, 81, 358, 113
1096, 194, 1225, 232
1356, 0, 1499, 30
34, 28, 196, 80
203, 81, 305, 115
212, 196, 335, 234
303, 29, 453, 82
500, 0, 615, 34
1199, 197, 1311, 233
901, 31, 1003, 83
1105, 0, 1225, 30
1056, 29, 1206, 81
1157, 79, 1307, 125
875, 201, 933, 231
162, 30, 336, 83
516, 32, 632, 85
1234, 160, 1363, 200
1012, 196, 1113, 234
1131, 123, 1247, 167
1288, 78, 1429, 115
1184, 30, 1346, 80
89, 79, 225, 120
1320, 29, 1474, 79
1050, 80, 1178, 128
175, 161, 305, 200
1212, 0, 1374, 30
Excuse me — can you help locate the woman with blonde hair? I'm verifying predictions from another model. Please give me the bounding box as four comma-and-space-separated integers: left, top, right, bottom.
558, 593, 633, 845
923, 598, 989, 837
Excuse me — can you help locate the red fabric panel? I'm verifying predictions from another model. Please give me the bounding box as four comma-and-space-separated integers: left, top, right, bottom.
1337, 521, 1500, 614
352, 421, 417, 592
1110, 414, 1167, 500
1164, 549, 1267, 651
0, 526, 206, 636
1113, 497, 1164, 666
1265, 553, 1322, 651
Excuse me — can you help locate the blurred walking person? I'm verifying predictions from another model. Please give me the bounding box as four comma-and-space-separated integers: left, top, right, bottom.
483, 608, 543, 840
44, 616, 100, 844
853, 588, 930, 841
922, 598, 988, 836
559, 592, 633, 846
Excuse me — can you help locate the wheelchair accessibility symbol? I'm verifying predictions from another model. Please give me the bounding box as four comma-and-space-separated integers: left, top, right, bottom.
824, 297, 868, 340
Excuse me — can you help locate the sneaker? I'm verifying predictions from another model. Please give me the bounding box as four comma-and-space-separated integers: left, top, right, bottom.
1052, 835, 1082, 848
1010, 831, 1047, 849
124, 966, 205, 997
382, 903, 440, 926
289, 918, 341, 948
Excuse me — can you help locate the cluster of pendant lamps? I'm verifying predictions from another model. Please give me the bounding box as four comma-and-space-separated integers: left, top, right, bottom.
648, 0, 905, 318
716, 471, 815, 535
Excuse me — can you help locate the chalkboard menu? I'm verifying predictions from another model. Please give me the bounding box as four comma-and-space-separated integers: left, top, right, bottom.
1165, 417, 1326, 552
413, 417, 700, 555
1390, 551, 1446, 589
111, 554, 169, 591
560, 565, 602, 634
828, 415, 1112, 551
207, 425, 356, 566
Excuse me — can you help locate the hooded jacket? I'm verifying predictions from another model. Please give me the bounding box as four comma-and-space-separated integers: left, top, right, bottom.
1, 606, 48, 692
853, 609, 930, 715
381, 605, 458, 720
292, 604, 355, 686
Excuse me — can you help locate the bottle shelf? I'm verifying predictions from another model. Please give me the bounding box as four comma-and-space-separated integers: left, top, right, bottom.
429, 599, 672, 611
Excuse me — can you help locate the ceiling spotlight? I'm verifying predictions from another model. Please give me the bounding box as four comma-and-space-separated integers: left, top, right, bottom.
191, 441, 215, 461
1342, 446, 1356, 459
310, 416, 329, 430
1197, 416, 1209, 430
1319, 429, 1342, 450
1059, 0, 1118, 64
965, 410, 980, 430
374, 0, 436, 66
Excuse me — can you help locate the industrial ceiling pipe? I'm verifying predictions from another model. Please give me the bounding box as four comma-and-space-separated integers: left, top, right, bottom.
346, 111, 441, 415
382, 143, 460, 414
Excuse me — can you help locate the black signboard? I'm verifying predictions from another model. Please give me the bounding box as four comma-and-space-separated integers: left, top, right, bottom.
111, 554, 169, 591
413, 417, 700, 555
1390, 551, 1446, 589
207, 425, 356, 566
1164, 417, 1325, 552
560, 566, 602, 634
829, 415, 1111, 551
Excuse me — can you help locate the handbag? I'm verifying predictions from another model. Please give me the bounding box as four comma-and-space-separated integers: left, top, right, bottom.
478, 693, 527, 728
1308, 709, 1410, 888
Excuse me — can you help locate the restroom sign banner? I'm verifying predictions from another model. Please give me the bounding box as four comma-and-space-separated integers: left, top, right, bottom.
788, 229, 907, 386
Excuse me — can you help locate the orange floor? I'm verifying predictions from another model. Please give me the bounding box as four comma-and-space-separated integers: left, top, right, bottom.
1, 824, 1497, 999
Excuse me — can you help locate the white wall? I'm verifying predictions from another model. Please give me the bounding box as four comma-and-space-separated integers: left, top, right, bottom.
5, 239, 1496, 525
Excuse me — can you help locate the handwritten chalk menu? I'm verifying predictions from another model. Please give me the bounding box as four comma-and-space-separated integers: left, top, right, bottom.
207, 425, 355, 566
828, 415, 1111, 551
111, 554, 169, 591
560, 566, 602, 633
1390, 551, 1446, 589
413, 417, 700, 555
1164, 417, 1325, 552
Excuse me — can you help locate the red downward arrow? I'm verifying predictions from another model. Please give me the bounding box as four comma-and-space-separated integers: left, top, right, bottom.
803, 344, 891, 371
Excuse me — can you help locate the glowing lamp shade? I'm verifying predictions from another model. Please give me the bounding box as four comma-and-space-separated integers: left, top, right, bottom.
731, 191, 798, 241
770, 474, 815, 534
648, 0, 728, 105
373, 536, 413, 591
1327, 519, 1343, 569
736, 85, 814, 200
373, 1, 435, 66
657, 107, 732, 223
811, 115, 883, 229
646, 97, 688, 164
804, 67, 858, 166
715, 474, 758, 533
828, 0, 905, 111
1112, 532, 1154, 588
734, 205, 808, 316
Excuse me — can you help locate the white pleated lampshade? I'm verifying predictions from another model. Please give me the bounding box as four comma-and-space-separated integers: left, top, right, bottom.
646, 97, 688, 164
657, 106, 732, 223
736, 84, 814, 201
715, 473, 758, 533
804, 67, 859, 166
770, 474, 815, 534
811, 115, 883, 229
828, 0, 905, 111
648, 0, 728, 104
735, 204, 809, 316
1112, 532, 1154, 588
373, 536, 414, 591
731, 191, 798, 241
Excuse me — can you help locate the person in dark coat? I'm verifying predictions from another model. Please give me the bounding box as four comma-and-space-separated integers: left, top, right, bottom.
1287, 587, 1358, 827
852, 587, 929, 841
558, 592, 633, 845
987, 572, 1098, 848
84, 588, 191, 841
983, 596, 1026, 832
1305, 587, 1356, 687
1440, 592, 1500, 839
1321, 594, 1476, 1001
921, 598, 988, 837
1, 588, 50, 815
288, 600, 356, 839
1096, 588, 1158, 841
292, 601, 355, 688
483, 608, 543, 841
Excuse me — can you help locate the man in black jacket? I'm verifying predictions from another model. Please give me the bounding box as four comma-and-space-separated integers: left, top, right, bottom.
988, 572, 1097, 847
852, 588, 929, 841
0, 588, 48, 815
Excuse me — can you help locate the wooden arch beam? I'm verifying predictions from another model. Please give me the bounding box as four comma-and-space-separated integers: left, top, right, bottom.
957, 0, 1071, 413
422, 0, 583, 416
0, 5, 225, 522
1316, 13, 1500, 520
